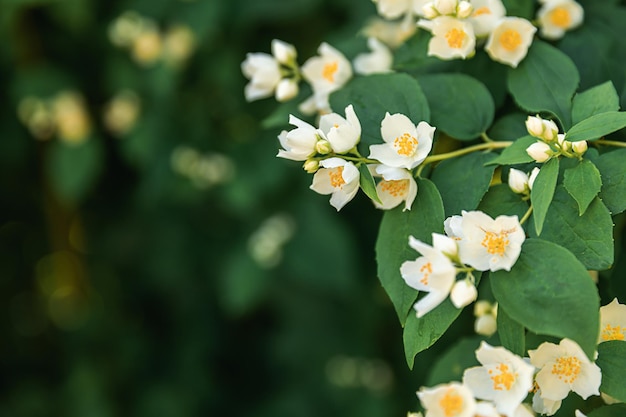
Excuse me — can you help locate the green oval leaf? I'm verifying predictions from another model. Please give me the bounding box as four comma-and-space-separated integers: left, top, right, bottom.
507, 40, 579, 129
375, 179, 444, 325
358, 164, 381, 204
572, 81, 621, 125
485, 135, 535, 166
491, 238, 600, 359
565, 111, 626, 142
563, 159, 603, 215
417, 73, 495, 140
496, 306, 525, 357
597, 148, 626, 214
596, 341, 626, 403
530, 157, 559, 235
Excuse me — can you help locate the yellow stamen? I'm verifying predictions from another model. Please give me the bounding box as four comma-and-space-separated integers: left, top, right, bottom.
439, 388, 464, 417
393, 132, 418, 156
499, 29, 522, 51
328, 166, 345, 188
601, 324, 626, 341
322, 61, 338, 83
488, 363, 517, 391
420, 262, 433, 285
473, 7, 491, 16
481, 229, 513, 256
380, 179, 409, 198
551, 356, 581, 384
446, 28, 466, 49
550, 6, 571, 28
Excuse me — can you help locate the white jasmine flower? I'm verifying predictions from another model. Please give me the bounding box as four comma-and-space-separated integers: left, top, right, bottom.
427, 16, 476, 60
537, 0, 584, 40
528, 167, 540, 190
353, 37, 393, 75
485, 17, 536, 68
529, 338, 602, 402
444, 215, 464, 239
532, 389, 562, 416
526, 141, 553, 163
599, 298, 626, 343
508, 168, 530, 194
368, 113, 435, 169
463, 342, 536, 417
310, 158, 360, 211
474, 402, 500, 417
271, 39, 297, 65
468, 0, 506, 37
373, 165, 418, 211
433, 233, 459, 258
400, 235, 457, 318
301, 42, 352, 114
277, 115, 323, 161
318, 104, 361, 154
457, 211, 525, 272
417, 382, 477, 417
373, 0, 415, 19
362, 15, 417, 48
241, 53, 282, 101
450, 280, 477, 308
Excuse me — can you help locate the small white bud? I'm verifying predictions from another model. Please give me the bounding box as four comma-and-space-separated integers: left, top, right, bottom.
571, 140, 588, 155
303, 159, 319, 173
271, 39, 297, 65
456, 0, 473, 18
508, 168, 529, 194
526, 141, 552, 163
422, 2, 439, 19
525, 115, 544, 138
557, 133, 571, 151
528, 167, 540, 190
275, 78, 299, 102
473, 300, 493, 317
450, 280, 477, 309
542, 119, 559, 142
434, 0, 458, 15
475, 314, 497, 336
315, 139, 333, 155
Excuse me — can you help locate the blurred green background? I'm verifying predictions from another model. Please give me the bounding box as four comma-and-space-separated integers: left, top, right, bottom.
0, 0, 456, 415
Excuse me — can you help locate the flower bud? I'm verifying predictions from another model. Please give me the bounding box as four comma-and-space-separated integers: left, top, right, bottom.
422, 2, 439, 19
475, 314, 497, 336
528, 167, 540, 190
542, 119, 559, 142
508, 168, 529, 194
456, 1, 473, 18
526, 141, 552, 163
275, 78, 299, 102
557, 133, 571, 151
271, 39, 297, 65
315, 139, 333, 154
303, 159, 319, 173
473, 300, 492, 317
450, 280, 477, 309
434, 0, 458, 15
525, 115, 544, 138
571, 140, 588, 155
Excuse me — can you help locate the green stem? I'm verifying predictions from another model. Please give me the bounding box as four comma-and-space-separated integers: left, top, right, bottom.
595, 139, 626, 148
339, 155, 379, 164
519, 204, 533, 225
415, 141, 512, 177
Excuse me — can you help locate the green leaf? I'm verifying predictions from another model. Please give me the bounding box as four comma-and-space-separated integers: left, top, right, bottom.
507, 40, 579, 129
426, 337, 482, 385
47, 139, 103, 205
491, 238, 600, 359
565, 111, 626, 142
563, 159, 603, 215
375, 179, 445, 325
488, 112, 529, 142
587, 404, 626, 417
501, 0, 534, 19
330, 73, 430, 149
477, 183, 530, 220
531, 186, 614, 271
496, 306, 525, 357
596, 341, 626, 403
572, 81, 621, 125
358, 164, 381, 204
485, 136, 535, 166
597, 148, 626, 214
430, 152, 497, 217
417, 73, 495, 140
530, 157, 559, 235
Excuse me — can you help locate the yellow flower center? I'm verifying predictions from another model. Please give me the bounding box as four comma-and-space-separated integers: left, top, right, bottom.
380, 179, 409, 198
439, 388, 464, 417
499, 29, 522, 51
393, 132, 418, 156
550, 6, 571, 28
446, 28, 466, 49
420, 262, 432, 285
328, 166, 345, 188
481, 229, 513, 256
601, 324, 626, 341
322, 61, 338, 82
488, 363, 517, 391
473, 6, 491, 16
551, 356, 581, 384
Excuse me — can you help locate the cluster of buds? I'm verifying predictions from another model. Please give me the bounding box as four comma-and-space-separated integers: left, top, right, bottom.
421, 0, 473, 19
525, 115, 588, 163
